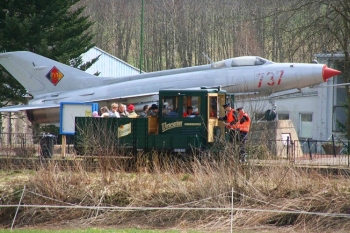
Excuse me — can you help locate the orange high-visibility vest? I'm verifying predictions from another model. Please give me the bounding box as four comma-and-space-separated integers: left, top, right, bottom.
226, 109, 237, 129
237, 113, 251, 132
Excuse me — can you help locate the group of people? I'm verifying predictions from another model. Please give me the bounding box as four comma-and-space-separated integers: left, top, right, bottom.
96, 103, 136, 118
95, 103, 201, 118
93, 103, 159, 118
218, 103, 251, 163
93, 101, 250, 162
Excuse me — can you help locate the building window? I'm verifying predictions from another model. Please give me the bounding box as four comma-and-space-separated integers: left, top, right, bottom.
333, 66, 346, 131
278, 112, 289, 120
299, 113, 313, 139
333, 106, 346, 131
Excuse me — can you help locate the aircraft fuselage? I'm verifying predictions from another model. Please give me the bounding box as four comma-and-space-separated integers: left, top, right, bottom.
0, 52, 341, 124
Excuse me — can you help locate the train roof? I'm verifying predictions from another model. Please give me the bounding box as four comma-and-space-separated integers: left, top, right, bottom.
159, 87, 227, 95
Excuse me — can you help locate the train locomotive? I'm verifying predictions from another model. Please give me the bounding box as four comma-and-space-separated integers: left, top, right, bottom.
74, 87, 234, 156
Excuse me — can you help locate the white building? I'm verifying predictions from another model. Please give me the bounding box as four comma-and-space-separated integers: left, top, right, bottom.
80, 46, 141, 77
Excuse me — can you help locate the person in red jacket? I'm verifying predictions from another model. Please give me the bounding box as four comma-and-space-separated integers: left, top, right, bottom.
236, 107, 251, 163
183, 106, 199, 117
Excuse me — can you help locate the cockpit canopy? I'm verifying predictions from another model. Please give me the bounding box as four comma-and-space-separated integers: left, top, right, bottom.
211, 56, 273, 69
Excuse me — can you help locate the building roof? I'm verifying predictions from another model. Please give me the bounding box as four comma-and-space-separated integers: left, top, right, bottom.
81, 46, 142, 77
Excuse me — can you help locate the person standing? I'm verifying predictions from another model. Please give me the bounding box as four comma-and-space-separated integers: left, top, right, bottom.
236, 107, 251, 163
218, 102, 238, 143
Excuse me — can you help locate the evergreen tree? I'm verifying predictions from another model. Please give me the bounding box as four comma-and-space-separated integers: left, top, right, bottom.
0, 0, 95, 107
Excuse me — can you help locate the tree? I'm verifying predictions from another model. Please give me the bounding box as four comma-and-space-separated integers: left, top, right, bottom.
279, 0, 350, 138
0, 0, 96, 107
322, 0, 350, 139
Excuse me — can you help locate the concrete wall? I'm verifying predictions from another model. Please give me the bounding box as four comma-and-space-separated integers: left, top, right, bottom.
250, 120, 303, 158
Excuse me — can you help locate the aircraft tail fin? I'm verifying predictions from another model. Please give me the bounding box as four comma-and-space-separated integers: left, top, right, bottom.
0, 51, 99, 97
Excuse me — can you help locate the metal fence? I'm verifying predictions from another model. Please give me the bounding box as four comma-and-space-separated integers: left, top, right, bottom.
296, 138, 349, 167
0, 133, 61, 157
0, 133, 36, 157
0, 133, 34, 146
247, 138, 349, 167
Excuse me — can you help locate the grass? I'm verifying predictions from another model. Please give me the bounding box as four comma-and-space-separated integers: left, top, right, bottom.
0, 227, 289, 233
1, 145, 350, 233
0, 229, 202, 233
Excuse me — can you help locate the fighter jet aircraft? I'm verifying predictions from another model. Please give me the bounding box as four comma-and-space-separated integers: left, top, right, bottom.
0, 51, 341, 124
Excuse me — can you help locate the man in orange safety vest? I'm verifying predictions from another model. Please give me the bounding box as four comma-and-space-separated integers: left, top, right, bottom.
235, 107, 251, 163
218, 102, 239, 144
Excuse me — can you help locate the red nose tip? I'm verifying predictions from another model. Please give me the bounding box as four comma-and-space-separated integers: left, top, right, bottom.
323, 65, 341, 82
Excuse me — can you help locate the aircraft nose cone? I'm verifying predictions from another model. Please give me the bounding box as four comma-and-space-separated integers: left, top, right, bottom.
322, 65, 341, 82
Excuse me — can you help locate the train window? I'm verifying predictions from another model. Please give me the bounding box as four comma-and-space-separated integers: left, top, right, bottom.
162, 96, 179, 117
209, 96, 218, 118
182, 96, 201, 117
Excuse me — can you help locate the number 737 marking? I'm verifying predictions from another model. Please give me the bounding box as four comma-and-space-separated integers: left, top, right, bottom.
257, 70, 284, 88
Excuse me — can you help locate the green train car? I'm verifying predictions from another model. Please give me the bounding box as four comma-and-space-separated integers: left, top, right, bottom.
74, 87, 234, 155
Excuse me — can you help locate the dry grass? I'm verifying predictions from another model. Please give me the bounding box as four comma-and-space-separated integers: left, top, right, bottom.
1, 146, 350, 232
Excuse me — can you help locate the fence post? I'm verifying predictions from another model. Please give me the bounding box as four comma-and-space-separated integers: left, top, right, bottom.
331, 134, 336, 157
286, 136, 289, 159
231, 187, 234, 233
11, 185, 26, 230
291, 139, 296, 164
307, 138, 312, 160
